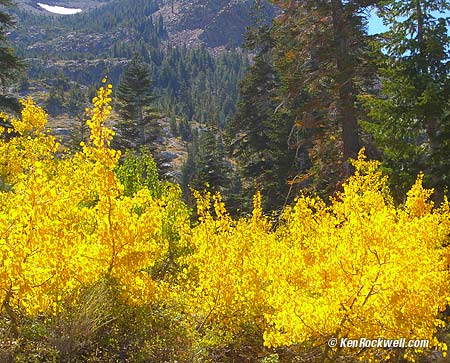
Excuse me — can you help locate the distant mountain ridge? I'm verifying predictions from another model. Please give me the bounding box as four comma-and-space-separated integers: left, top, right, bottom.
13, 0, 275, 50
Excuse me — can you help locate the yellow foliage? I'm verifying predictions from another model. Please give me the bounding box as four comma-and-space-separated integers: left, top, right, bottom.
260, 152, 450, 361
184, 149, 450, 361
12, 98, 48, 135
0, 83, 186, 315
0, 87, 449, 362
0, 99, 58, 188
182, 191, 272, 337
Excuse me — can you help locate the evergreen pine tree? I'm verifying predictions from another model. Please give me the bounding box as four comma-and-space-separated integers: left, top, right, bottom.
169, 113, 178, 137
182, 127, 232, 203
115, 55, 156, 149
45, 87, 64, 117
270, 0, 377, 191
227, 21, 301, 211
178, 117, 192, 142
66, 83, 89, 150
0, 0, 23, 117
361, 0, 450, 199
66, 83, 86, 119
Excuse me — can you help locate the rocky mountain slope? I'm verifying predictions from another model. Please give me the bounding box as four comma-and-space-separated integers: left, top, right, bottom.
156, 0, 272, 49
13, 0, 274, 50
8, 0, 274, 182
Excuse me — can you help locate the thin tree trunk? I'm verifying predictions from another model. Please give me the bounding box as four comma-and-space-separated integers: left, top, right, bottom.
331, 0, 360, 176
3, 288, 19, 338
416, 0, 438, 150
416, 0, 441, 199
138, 98, 146, 146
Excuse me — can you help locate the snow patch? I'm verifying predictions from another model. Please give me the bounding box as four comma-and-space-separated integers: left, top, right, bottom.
37, 3, 82, 15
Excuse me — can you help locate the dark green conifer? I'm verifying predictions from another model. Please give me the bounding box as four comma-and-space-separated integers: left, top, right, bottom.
0, 0, 23, 116
226, 23, 300, 211
115, 55, 157, 149
362, 0, 450, 199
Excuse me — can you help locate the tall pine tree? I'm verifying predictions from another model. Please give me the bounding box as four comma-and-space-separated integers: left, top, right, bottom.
362, 0, 450, 198
270, 0, 377, 194
227, 18, 303, 212
115, 56, 156, 149
0, 0, 23, 117
182, 127, 232, 197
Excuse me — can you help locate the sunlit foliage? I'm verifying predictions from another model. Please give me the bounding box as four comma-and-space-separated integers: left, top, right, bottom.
185, 150, 450, 361
0, 80, 189, 317
1, 83, 449, 362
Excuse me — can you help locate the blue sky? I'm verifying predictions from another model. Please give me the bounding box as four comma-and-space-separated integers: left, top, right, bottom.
367, 12, 387, 35
367, 9, 450, 35
369, 11, 450, 35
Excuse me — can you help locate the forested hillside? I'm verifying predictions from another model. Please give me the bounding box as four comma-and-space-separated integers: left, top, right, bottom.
7, 0, 261, 187
2, 0, 450, 362
11, 0, 254, 118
